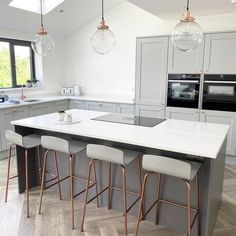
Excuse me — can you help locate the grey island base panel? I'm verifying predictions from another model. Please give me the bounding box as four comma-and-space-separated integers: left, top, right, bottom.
14, 125, 226, 236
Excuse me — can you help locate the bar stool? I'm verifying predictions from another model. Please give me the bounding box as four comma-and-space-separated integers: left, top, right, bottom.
135, 155, 201, 236
80, 144, 143, 236
38, 136, 98, 229
5, 130, 42, 218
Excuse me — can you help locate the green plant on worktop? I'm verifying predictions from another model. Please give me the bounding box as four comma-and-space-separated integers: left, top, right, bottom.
26, 79, 39, 88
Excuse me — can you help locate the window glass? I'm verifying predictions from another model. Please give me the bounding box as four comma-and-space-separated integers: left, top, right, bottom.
14, 45, 32, 86
0, 38, 35, 89
0, 42, 12, 88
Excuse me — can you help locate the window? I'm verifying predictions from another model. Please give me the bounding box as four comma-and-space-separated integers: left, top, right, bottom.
0, 38, 35, 89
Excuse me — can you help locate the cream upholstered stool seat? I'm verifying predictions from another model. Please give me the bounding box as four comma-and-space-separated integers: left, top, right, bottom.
81, 144, 143, 236
136, 155, 202, 236
5, 130, 42, 218
39, 136, 98, 229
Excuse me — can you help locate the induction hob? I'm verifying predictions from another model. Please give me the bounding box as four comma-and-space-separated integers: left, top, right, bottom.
92, 113, 166, 128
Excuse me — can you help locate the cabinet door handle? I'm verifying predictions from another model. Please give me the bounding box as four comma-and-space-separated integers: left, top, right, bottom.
99, 103, 103, 106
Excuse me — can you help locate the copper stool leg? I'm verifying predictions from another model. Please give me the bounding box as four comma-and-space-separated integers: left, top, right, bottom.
121, 165, 128, 236
135, 173, 150, 236
196, 173, 200, 236
93, 161, 99, 208
38, 150, 50, 214
185, 179, 192, 236
25, 149, 29, 218
108, 162, 112, 209
5, 144, 14, 202
137, 157, 144, 217
156, 173, 162, 225
81, 160, 94, 232
36, 146, 42, 184
54, 151, 62, 200
68, 154, 75, 229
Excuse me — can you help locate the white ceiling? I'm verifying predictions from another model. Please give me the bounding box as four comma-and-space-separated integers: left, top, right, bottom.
0, 0, 124, 36
127, 0, 236, 20
0, 0, 236, 37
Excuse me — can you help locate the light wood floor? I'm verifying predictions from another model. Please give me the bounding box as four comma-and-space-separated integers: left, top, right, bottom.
0, 157, 236, 236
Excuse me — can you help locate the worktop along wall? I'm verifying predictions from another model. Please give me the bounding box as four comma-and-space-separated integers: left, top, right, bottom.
0, 28, 65, 98
64, 1, 236, 98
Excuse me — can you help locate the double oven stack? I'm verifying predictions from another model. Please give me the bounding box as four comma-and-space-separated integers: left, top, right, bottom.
167, 74, 236, 112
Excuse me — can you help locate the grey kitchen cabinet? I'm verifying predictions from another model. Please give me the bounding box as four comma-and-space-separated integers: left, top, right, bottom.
87, 101, 117, 112
200, 110, 236, 156
135, 105, 165, 119
166, 107, 200, 121
116, 104, 134, 115
51, 100, 69, 112
135, 36, 168, 106
168, 37, 204, 74
204, 32, 236, 74
166, 107, 236, 156
69, 100, 87, 110
29, 102, 51, 117
0, 106, 29, 150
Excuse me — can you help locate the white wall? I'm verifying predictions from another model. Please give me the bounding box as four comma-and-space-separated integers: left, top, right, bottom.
65, 2, 171, 98
0, 28, 65, 98
65, 1, 236, 99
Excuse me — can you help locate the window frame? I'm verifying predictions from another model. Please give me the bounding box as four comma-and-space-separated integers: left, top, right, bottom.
0, 37, 36, 89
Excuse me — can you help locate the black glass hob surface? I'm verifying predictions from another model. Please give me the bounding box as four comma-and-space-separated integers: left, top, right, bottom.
92, 113, 166, 128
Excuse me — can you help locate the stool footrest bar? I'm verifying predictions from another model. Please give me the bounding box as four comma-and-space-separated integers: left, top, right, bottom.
43, 176, 69, 190
86, 186, 109, 204
73, 183, 96, 199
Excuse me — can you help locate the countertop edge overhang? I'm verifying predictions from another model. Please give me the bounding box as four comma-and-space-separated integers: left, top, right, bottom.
11, 109, 229, 159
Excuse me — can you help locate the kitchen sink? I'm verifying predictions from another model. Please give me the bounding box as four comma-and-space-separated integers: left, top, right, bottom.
24, 99, 41, 103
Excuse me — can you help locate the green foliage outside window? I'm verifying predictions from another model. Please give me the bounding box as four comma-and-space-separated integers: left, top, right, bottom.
0, 39, 35, 89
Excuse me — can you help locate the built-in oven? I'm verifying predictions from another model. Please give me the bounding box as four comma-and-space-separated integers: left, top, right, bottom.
202, 74, 236, 112
167, 74, 200, 108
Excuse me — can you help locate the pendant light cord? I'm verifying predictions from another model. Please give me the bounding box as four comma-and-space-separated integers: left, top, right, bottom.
102, 0, 104, 21
186, 0, 190, 11
40, 0, 44, 27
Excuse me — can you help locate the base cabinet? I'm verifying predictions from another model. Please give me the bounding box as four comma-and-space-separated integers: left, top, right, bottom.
87, 102, 117, 113
51, 100, 69, 112
135, 105, 165, 118
116, 104, 134, 115
200, 110, 236, 156
166, 107, 236, 156
166, 107, 200, 121
29, 103, 51, 117
0, 107, 29, 150
69, 100, 87, 110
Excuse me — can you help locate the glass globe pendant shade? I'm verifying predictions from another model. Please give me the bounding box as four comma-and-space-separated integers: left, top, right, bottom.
171, 11, 203, 52
91, 20, 116, 54
31, 27, 54, 56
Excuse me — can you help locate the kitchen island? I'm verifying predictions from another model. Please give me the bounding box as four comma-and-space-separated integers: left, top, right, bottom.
12, 109, 229, 236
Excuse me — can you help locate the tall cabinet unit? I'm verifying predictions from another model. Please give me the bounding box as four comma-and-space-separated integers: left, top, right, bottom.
135, 37, 169, 118
204, 32, 236, 74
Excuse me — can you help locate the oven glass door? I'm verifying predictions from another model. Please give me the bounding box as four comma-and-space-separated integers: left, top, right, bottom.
203, 82, 236, 111
167, 81, 199, 108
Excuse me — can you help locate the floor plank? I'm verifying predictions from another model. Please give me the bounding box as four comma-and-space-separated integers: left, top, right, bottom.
0, 157, 236, 236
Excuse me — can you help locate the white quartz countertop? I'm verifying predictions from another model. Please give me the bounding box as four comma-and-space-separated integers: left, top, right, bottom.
12, 109, 229, 159
0, 94, 134, 110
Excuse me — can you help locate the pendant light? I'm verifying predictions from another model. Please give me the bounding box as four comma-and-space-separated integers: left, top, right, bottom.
31, 0, 54, 56
91, 0, 116, 54
171, 0, 203, 52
